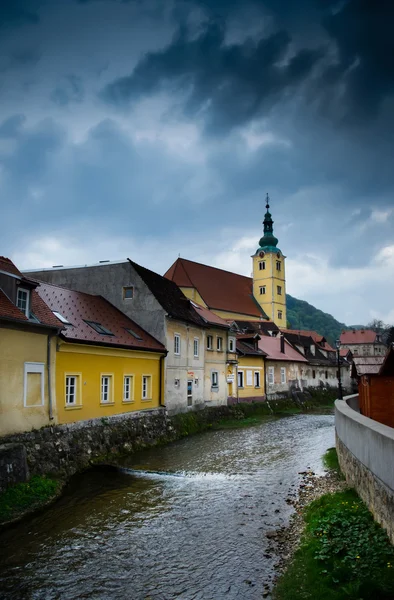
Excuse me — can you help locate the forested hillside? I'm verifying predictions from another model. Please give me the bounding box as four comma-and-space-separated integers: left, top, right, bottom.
286, 294, 347, 345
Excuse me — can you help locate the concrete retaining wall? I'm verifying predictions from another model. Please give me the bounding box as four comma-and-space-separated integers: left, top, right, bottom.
335, 396, 394, 543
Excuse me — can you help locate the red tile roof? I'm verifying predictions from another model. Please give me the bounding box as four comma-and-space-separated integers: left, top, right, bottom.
340, 329, 378, 344
36, 282, 166, 352
0, 290, 28, 321
237, 339, 266, 357
280, 328, 335, 352
0, 256, 23, 277
164, 258, 268, 318
258, 336, 308, 362
192, 303, 230, 328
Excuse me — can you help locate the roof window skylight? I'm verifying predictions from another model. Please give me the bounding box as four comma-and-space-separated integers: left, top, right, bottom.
84, 320, 114, 335
53, 311, 72, 325
125, 328, 143, 340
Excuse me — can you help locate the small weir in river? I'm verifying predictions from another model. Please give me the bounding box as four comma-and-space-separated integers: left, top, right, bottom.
0, 413, 334, 599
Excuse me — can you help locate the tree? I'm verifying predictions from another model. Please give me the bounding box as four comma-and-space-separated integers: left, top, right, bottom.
387, 326, 394, 347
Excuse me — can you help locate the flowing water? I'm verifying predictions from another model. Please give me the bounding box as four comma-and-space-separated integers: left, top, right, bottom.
0, 414, 335, 599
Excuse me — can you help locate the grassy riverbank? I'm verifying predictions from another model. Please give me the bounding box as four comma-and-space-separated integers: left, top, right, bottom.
274, 450, 394, 600
0, 476, 61, 526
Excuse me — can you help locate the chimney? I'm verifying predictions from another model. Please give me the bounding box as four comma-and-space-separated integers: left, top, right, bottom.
280, 333, 285, 354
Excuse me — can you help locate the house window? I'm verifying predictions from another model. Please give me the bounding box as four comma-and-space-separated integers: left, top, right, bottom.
228, 337, 235, 352
259, 261, 266, 270
194, 338, 199, 358
276, 261, 281, 271
268, 367, 275, 384
101, 375, 113, 403
277, 286, 282, 295
85, 321, 113, 335
123, 375, 134, 402
325, 370, 328, 380
24, 362, 44, 407
65, 375, 80, 406
142, 375, 152, 400
187, 379, 193, 406
238, 370, 244, 388
17, 288, 30, 317
174, 334, 181, 355
312, 370, 316, 379
280, 367, 286, 384
207, 335, 213, 350
259, 286, 266, 295
211, 371, 219, 388
254, 371, 260, 388
217, 336, 223, 351
123, 286, 134, 300
246, 370, 253, 386
278, 310, 283, 320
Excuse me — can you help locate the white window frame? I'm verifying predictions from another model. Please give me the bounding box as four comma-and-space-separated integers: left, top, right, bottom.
254, 371, 260, 388
278, 310, 283, 320
211, 371, 219, 388
268, 366, 275, 385
65, 374, 82, 406
101, 374, 113, 404
17, 288, 30, 317
246, 370, 253, 386
142, 375, 152, 400
23, 362, 45, 407
238, 370, 244, 388
259, 261, 266, 270
207, 335, 213, 350
228, 337, 236, 352
217, 336, 223, 352
123, 375, 134, 402
259, 286, 266, 295
280, 367, 286, 384
174, 334, 181, 356
193, 338, 199, 358
187, 379, 193, 406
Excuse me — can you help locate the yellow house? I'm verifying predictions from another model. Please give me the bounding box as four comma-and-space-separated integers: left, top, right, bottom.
36, 282, 167, 424
234, 334, 266, 403
0, 257, 62, 436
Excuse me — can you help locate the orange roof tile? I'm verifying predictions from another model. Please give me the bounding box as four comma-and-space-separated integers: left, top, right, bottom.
340, 329, 378, 344
164, 258, 267, 318
258, 336, 308, 362
0, 290, 28, 321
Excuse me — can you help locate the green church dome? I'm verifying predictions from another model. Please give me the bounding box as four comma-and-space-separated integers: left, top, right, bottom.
256, 194, 280, 253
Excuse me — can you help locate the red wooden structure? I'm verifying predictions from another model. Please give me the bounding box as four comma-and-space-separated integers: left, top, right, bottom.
356, 346, 394, 428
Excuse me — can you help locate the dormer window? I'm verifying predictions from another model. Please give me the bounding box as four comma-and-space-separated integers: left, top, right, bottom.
17, 288, 30, 317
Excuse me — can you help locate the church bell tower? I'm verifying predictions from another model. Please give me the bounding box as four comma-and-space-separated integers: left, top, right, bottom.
252, 194, 287, 327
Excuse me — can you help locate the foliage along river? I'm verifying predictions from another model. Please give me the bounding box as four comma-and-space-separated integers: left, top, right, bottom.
0, 413, 335, 599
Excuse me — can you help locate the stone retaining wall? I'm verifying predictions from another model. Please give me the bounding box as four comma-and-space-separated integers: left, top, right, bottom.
335, 396, 394, 543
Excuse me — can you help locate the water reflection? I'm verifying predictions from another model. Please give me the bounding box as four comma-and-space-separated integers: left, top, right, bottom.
0, 414, 334, 599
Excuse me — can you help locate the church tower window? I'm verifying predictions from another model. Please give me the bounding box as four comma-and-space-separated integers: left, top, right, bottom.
259, 261, 266, 270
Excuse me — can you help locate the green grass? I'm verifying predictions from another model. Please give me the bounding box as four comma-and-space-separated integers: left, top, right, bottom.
0, 476, 60, 524
274, 489, 394, 600
323, 447, 343, 475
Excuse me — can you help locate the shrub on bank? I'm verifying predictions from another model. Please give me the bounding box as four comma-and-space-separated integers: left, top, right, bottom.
274, 451, 394, 600
0, 476, 60, 524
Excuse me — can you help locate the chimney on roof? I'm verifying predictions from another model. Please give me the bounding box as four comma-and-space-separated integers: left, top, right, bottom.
280, 333, 285, 354
352, 329, 356, 333
361, 329, 365, 333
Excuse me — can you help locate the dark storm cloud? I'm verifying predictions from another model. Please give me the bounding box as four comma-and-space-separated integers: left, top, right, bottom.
101, 0, 394, 133
0, 1, 39, 28
50, 75, 85, 106
102, 22, 324, 133
321, 0, 394, 121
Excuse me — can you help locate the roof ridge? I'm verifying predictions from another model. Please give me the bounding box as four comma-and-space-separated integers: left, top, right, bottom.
176, 257, 253, 281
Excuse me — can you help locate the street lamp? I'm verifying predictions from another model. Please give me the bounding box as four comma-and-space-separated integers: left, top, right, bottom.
335, 339, 343, 400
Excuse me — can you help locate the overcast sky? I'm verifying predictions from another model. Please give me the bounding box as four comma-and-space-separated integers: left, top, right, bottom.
1, 0, 393, 326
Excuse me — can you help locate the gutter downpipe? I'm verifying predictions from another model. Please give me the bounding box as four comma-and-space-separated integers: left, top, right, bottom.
47, 333, 54, 420
159, 352, 167, 407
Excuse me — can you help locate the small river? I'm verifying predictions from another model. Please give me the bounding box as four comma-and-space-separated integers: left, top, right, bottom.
0, 414, 334, 599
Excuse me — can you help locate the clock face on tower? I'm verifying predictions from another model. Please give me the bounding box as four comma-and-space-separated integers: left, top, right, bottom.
259, 251, 265, 258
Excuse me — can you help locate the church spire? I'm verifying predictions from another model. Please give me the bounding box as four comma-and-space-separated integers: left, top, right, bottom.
257, 193, 279, 251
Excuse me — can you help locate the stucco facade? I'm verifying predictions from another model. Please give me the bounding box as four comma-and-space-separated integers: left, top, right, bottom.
56, 342, 163, 424
265, 359, 301, 396
0, 326, 57, 436
237, 356, 265, 400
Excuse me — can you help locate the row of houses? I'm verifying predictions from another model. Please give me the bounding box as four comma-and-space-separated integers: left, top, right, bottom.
1, 252, 352, 437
